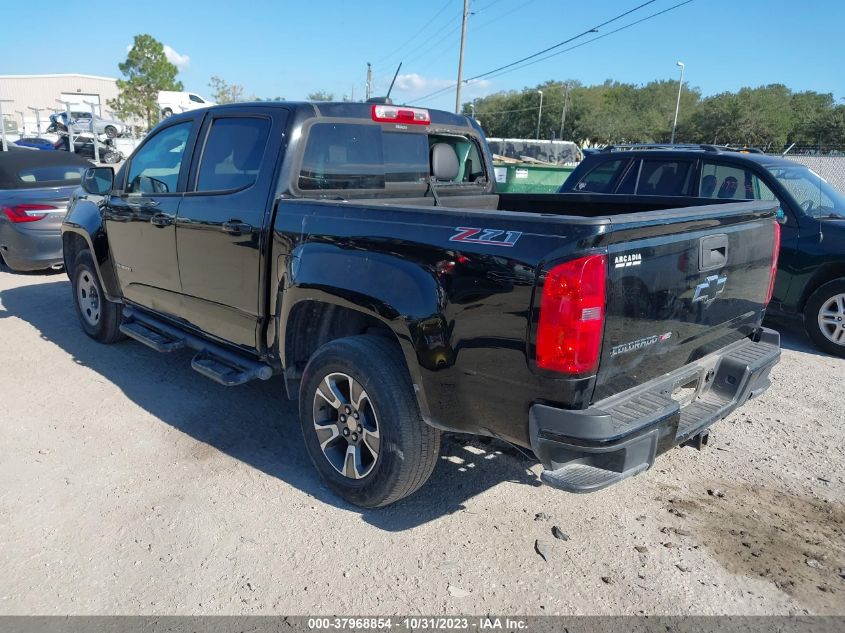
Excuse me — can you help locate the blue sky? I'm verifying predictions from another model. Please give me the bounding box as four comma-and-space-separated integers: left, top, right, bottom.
1, 0, 843, 112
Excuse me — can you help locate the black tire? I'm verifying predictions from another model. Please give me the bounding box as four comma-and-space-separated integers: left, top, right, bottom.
71, 249, 124, 344
804, 278, 845, 357
161, 108, 173, 118
104, 125, 118, 139
299, 335, 440, 508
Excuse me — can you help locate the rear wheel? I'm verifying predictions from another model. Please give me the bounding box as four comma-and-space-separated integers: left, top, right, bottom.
804, 278, 845, 357
299, 335, 440, 508
104, 125, 118, 139
161, 108, 173, 118
71, 250, 124, 343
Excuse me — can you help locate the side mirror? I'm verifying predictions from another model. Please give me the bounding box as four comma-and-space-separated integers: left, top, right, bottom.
82, 166, 114, 195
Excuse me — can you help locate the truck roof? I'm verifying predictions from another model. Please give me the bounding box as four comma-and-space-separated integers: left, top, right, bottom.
164, 101, 473, 129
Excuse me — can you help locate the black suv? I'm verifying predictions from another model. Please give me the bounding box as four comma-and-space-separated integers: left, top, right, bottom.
560, 144, 845, 356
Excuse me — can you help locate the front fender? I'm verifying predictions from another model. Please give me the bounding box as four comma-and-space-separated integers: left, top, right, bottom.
62, 194, 121, 301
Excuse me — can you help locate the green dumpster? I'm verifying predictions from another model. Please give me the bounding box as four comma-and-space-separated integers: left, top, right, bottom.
493, 163, 575, 194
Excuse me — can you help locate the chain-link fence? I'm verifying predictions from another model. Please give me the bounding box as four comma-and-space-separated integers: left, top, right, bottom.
777, 154, 845, 194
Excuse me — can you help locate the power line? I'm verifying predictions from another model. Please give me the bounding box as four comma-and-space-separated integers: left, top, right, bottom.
371, 0, 453, 69
466, 0, 658, 83
483, 0, 695, 81
410, 0, 694, 105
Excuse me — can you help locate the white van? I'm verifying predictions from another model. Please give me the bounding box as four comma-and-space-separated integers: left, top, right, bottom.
157, 91, 215, 118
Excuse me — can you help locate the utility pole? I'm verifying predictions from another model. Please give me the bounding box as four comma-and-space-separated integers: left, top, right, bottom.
535, 90, 544, 140
0, 100, 13, 151
559, 83, 570, 140
56, 99, 75, 153
28, 106, 43, 135
454, 0, 470, 114
366, 63, 372, 100
670, 61, 685, 144
84, 100, 100, 163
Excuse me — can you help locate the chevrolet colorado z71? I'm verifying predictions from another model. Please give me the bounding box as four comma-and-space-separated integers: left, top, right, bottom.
62, 102, 781, 507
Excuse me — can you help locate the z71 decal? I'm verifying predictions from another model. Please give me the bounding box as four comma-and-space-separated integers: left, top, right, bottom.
450, 227, 523, 247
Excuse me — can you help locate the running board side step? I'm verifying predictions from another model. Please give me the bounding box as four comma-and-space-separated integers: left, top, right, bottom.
120, 307, 273, 387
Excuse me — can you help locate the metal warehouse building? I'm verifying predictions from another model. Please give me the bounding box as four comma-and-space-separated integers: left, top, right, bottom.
0, 73, 119, 133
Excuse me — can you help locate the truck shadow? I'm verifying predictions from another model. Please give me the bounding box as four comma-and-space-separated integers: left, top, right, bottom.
0, 278, 540, 531
763, 316, 828, 357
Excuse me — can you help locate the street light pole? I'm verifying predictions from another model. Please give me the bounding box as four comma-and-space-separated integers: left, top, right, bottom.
536, 90, 544, 140
670, 61, 685, 144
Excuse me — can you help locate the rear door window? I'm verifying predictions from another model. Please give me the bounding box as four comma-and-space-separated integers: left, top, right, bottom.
196, 117, 270, 192
635, 159, 694, 196
700, 162, 766, 200
572, 159, 625, 193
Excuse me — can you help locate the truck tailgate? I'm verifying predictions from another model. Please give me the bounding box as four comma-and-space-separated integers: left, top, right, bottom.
592, 201, 779, 402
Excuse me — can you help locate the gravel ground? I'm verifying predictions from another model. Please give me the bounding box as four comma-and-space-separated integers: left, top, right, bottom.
0, 269, 843, 616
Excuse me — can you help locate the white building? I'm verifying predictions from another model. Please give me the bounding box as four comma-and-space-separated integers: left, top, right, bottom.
0, 74, 120, 134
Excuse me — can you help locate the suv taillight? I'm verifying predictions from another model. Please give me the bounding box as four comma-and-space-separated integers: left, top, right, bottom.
765, 221, 781, 305
536, 254, 607, 375
2, 204, 55, 223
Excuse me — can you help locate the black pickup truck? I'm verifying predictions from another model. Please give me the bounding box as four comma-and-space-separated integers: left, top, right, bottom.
62, 102, 781, 508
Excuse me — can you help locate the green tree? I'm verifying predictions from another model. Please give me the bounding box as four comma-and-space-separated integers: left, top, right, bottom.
209, 76, 244, 104
108, 34, 183, 130
307, 90, 334, 102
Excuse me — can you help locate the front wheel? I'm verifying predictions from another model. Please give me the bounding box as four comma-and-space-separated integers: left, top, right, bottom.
804, 279, 845, 357
104, 125, 118, 139
161, 108, 173, 118
299, 335, 440, 508
71, 250, 124, 343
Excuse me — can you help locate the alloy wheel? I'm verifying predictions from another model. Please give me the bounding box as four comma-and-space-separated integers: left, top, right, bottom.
312, 372, 380, 480
817, 292, 845, 345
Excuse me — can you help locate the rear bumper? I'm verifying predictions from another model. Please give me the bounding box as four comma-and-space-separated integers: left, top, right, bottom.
529, 328, 781, 493
0, 225, 63, 271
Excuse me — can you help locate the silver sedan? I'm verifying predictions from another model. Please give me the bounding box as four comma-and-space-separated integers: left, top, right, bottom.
0, 151, 94, 272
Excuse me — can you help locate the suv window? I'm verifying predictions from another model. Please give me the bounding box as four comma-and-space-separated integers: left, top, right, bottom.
126, 121, 192, 194
298, 123, 430, 191
700, 162, 769, 200
616, 159, 695, 196
196, 117, 270, 192
573, 159, 624, 193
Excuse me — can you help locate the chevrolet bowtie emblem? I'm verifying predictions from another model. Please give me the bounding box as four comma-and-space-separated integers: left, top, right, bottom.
692, 274, 727, 306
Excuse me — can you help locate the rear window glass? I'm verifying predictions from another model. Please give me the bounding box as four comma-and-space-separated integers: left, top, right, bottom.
18, 166, 85, 184
298, 123, 430, 191
573, 159, 624, 193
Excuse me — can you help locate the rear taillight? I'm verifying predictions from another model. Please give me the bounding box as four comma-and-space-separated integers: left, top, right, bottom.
2, 204, 56, 223
536, 254, 607, 375
764, 221, 781, 305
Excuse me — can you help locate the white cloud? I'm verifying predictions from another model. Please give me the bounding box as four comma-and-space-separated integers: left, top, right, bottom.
392, 73, 492, 100
124, 42, 191, 71
163, 45, 190, 71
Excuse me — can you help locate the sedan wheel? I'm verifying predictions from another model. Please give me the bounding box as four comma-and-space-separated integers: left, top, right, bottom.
804, 279, 845, 357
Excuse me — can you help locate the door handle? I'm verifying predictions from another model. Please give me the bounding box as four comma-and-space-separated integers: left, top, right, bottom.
150, 213, 173, 227
699, 234, 728, 271
221, 220, 253, 235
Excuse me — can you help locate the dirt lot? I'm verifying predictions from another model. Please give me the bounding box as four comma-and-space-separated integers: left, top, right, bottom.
0, 269, 843, 616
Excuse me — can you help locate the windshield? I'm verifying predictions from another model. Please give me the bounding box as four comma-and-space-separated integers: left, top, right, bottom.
767, 164, 845, 219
